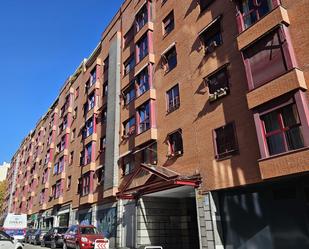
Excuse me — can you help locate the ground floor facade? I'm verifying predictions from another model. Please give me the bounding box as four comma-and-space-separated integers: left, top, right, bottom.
29, 174, 309, 249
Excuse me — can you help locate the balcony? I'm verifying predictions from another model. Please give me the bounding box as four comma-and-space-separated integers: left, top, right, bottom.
86, 81, 101, 96
134, 21, 154, 44
237, 6, 290, 50
80, 194, 94, 205
135, 88, 156, 108
84, 133, 97, 145
82, 162, 96, 175
135, 128, 157, 147
247, 69, 307, 109
259, 147, 309, 179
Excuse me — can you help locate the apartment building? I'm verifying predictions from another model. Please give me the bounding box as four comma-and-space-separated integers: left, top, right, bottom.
6, 0, 309, 248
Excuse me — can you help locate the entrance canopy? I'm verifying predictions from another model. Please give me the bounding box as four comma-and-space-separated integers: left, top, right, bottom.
117, 163, 200, 199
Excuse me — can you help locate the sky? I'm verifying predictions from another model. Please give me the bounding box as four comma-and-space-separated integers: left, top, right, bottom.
0, 0, 123, 163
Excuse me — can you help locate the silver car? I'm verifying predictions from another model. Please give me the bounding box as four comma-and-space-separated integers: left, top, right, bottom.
0, 231, 23, 249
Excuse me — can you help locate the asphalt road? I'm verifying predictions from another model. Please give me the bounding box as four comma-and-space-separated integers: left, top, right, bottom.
24, 243, 51, 249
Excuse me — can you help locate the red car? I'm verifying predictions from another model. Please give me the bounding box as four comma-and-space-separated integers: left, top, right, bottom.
63, 225, 106, 249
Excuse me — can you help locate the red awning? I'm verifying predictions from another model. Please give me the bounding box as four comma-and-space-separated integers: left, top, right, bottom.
117, 163, 200, 199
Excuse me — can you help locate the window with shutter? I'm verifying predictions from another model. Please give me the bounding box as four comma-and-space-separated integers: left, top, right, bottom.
214, 122, 238, 159
199, 16, 222, 54
243, 28, 287, 88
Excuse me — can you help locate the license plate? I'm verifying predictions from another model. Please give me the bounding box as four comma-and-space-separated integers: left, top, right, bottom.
94, 239, 109, 249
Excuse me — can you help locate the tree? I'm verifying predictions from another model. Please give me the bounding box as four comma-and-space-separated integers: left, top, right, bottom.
0, 180, 7, 213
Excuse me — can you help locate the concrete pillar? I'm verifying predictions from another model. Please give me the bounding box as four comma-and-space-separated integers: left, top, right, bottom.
196, 192, 224, 249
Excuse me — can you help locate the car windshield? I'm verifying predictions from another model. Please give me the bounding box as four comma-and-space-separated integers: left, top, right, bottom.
80, 227, 98, 234
56, 228, 68, 233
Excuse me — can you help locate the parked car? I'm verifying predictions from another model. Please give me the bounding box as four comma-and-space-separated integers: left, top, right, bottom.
0, 230, 24, 249
24, 229, 35, 243
30, 228, 48, 245
63, 225, 107, 249
41, 227, 68, 248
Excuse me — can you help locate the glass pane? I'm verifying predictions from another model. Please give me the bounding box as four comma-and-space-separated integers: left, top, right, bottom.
262, 112, 280, 133
285, 127, 304, 151
281, 104, 300, 127
266, 133, 285, 155
258, 0, 272, 18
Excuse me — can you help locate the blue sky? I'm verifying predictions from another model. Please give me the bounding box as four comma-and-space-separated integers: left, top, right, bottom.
0, 0, 123, 163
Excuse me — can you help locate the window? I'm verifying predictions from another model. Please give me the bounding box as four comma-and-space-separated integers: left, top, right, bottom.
162, 45, 177, 72
85, 142, 93, 165
243, 28, 288, 88
123, 117, 136, 137
167, 130, 183, 156
55, 180, 63, 199
69, 151, 74, 165
58, 123, 64, 134
63, 115, 68, 129
103, 81, 108, 97
83, 117, 94, 139
71, 129, 76, 141
102, 108, 107, 124
60, 135, 66, 151
90, 67, 97, 85
166, 84, 180, 113
124, 55, 135, 76
84, 93, 95, 114
81, 173, 91, 196
198, 0, 215, 12
136, 4, 148, 31
163, 11, 175, 36
100, 137, 106, 151
59, 156, 64, 173
67, 176, 72, 190
205, 66, 229, 101
136, 67, 150, 96
73, 107, 78, 119
123, 156, 135, 175
138, 102, 150, 133
44, 151, 50, 165
42, 169, 49, 184
238, 0, 273, 29
142, 143, 157, 165
261, 103, 304, 156
53, 163, 59, 175
137, 35, 149, 62
96, 168, 104, 184
199, 16, 222, 54
104, 56, 109, 72
123, 83, 136, 105
214, 122, 238, 159
124, 26, 134, 48
75, 87, 79, 99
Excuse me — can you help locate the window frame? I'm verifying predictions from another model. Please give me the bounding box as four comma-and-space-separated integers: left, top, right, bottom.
167, 129, 184, 157
161, 45, 177, 73
213, 122, 239, 160
162, 10, 175, 36
166, 84, 180, 113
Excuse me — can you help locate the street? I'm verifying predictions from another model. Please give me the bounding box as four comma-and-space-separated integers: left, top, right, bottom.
24, 243, 52, 249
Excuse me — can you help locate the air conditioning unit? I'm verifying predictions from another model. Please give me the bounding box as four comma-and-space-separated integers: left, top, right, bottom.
205, 40, 218, 54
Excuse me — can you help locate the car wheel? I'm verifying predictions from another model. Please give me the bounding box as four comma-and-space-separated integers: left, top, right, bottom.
51, 240, 56, 249
34, 239, 37, 245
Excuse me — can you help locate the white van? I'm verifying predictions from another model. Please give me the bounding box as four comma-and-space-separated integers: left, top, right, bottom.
3, 213, 27, 241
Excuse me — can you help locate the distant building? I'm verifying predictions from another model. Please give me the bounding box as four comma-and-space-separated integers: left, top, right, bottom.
0, 162, 10, 182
